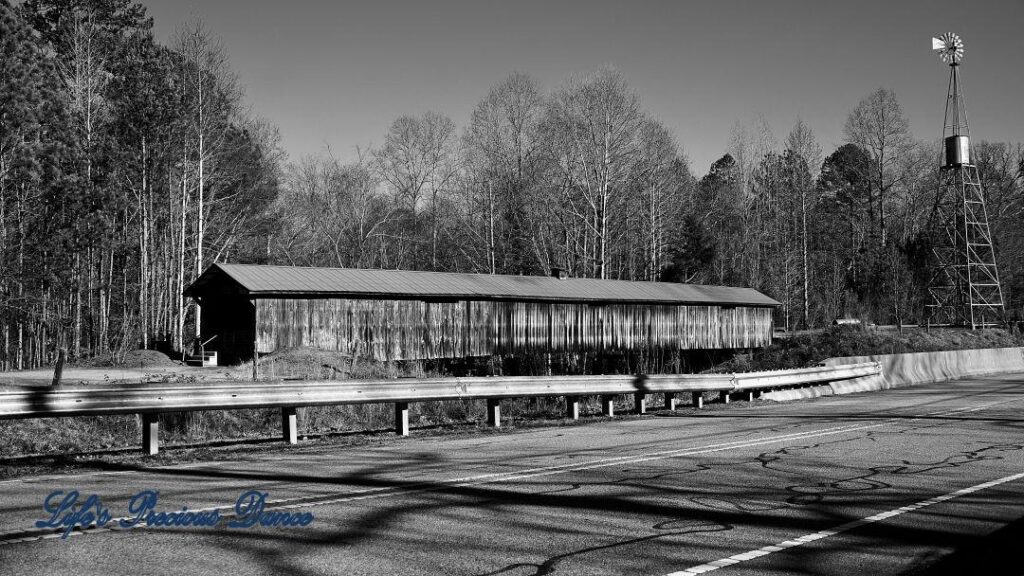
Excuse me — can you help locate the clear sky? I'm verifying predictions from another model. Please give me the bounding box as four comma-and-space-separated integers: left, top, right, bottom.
141, 0, 1024, 175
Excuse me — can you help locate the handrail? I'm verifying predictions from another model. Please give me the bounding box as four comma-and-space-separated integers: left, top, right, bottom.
0, 362, 880, 454
0, 363, 879, 420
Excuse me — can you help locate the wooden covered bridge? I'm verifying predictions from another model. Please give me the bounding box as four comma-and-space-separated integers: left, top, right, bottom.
184, 264, 779, 365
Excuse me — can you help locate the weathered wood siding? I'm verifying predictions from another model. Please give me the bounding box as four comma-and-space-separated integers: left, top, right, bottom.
254, 298, 773, 360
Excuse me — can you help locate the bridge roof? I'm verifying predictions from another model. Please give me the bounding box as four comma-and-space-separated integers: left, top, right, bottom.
184, 263, 780, 307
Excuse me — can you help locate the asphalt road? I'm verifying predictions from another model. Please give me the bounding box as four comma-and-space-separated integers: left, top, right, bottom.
2, 373, 1024, 576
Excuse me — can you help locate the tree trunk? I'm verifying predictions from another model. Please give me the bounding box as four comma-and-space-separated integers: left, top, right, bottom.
16, 186, 24, 369
177, 156, 188, 354
74, 252, 81, 358
98, 245, 107, 352
431, 189, 438, 269
195, 72, 205, 344
488, 181, 495, 274
139, 138, 149, 349
0, 169, 6, 370
801, 189, 809, 328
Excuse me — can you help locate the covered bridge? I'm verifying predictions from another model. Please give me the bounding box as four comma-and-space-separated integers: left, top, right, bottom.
184, 264, 779, 364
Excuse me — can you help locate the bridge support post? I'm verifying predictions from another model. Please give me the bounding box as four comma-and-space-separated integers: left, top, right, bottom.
395, 402, 409, 436
692, 392, 704, 409
282, 407, 298, 444
720, 391, 731, 404
664, 392, 677, 411
142, 413, 159, 455
634, 393, 646, 415
601, 395, 615, 417
487, 399, 501, 428
565, 396, 579, 420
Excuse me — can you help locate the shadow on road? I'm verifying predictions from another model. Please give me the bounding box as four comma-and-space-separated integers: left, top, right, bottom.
902, 514, 1024, 576
11, 437, 1017, 576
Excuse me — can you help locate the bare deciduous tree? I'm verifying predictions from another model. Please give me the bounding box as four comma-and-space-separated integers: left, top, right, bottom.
844, 88, 911, 247
465, 72, 545, 274
542, 68, 646, 279
376, 111, 460, 269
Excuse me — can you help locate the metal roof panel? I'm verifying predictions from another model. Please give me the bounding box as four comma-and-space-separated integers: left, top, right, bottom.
187, 264, 781, 307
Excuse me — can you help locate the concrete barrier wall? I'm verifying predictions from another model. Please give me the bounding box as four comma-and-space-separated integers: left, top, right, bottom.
762, 347, 1024, 401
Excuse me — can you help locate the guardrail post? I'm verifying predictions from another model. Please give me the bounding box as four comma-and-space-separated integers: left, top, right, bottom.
601, 395, 615, 417
395, 402, 409, 436
664, 392, 677, 411
142, 413, 159, 455
565, 396, 580, 420
634, 392, 646, 415
487, 399, 501, 427
720, 391, 730, 404
746, 391, 755, 402
691, 392, 704, 409
282, 407, 298, 444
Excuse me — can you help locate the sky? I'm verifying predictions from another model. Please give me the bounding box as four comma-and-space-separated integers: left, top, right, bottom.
141, 0, 1024, 176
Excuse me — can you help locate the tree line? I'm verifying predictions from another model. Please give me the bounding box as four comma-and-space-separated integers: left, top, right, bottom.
2, 0, 1022, 370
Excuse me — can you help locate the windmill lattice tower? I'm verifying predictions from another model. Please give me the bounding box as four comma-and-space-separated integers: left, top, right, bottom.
925, 33, 1005, 329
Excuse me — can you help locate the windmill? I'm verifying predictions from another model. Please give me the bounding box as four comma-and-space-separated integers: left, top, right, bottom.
925, 33, 1005, 329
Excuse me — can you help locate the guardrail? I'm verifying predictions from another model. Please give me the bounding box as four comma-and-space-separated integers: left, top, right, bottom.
0, 362, 879, 455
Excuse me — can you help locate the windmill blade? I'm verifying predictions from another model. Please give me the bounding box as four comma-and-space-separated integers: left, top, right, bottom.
933, 32, 965, 64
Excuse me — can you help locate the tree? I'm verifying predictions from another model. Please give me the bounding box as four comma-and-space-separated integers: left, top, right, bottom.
777, 149, 813, 328
975, 141, 1024, 314
275, 150, 390, 269
18, 0, 155, 358
728, 115, 776, 202
106, 31, 174, 349
784, 119, 821, 327
375, 111, 461, 270
628, 119, 683, 281
750, 151, 789, 313
202, 121, 282, 264
8, 0, 283, 363
1, 0, 73, 368
170, 21, 242, 349
844, 88, 911, 247
464, 72, 545, 274
660, 214, 715, 284
542, 68, 646, 279
816, 144, 873, 320
694, 154, 743, 285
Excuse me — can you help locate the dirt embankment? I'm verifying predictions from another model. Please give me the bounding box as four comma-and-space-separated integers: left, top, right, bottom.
0, 349, 237, 388
76, 349, 185, 368
0, 346, 408, 388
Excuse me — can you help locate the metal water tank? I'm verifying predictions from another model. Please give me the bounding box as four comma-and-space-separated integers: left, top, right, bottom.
944, 135, 970, 166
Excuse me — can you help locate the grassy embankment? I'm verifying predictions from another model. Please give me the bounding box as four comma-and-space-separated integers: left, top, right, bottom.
2, 326, 1022, 465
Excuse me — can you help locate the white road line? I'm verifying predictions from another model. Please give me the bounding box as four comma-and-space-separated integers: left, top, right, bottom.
664, 471, 1024, 576
0, 400, 1012, 545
